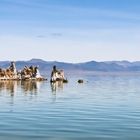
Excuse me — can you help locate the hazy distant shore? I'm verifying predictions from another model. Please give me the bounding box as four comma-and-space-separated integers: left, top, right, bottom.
1, 59, 140, 75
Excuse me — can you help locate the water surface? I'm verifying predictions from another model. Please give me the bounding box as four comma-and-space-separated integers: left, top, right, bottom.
0, 74, 140, 140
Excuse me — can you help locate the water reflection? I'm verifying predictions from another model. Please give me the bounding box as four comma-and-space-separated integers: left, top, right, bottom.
21, 81, 41, 94
50, 81, 64, 103
50, 81, 64, 93
0, 81, 19, 96
0, 80, 65, 102
0, 80, 42, 95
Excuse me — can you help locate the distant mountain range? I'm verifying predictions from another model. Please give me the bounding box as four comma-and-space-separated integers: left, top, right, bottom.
1, 59, 140, 72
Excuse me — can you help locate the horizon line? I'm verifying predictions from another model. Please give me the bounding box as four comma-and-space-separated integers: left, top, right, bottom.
0, 58, 140, 64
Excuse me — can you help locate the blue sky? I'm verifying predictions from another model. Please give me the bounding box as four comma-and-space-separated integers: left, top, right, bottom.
0, 0, 140, 62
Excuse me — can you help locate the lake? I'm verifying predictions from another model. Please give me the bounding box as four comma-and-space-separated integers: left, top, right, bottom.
0, 73, 140, 140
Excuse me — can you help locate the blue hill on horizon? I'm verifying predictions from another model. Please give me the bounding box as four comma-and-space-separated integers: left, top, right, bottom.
0, 59, 140, 72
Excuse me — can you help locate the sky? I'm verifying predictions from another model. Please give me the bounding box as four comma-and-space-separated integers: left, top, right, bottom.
0, 0, 140, 63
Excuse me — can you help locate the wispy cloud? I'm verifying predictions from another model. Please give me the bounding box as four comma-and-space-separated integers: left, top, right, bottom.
51, 33, 62, 37
36, 35, 46, 38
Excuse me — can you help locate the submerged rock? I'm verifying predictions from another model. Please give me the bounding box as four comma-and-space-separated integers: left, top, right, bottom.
63, 79, 68, 83
78, 79, 84, 83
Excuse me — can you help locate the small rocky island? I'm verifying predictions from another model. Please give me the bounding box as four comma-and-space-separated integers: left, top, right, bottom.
0, 61, 68, 82
0, 61, 45, 81
50, 65, 68, 83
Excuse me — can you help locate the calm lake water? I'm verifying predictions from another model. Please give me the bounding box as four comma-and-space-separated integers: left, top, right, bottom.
0, 74, 140, 140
